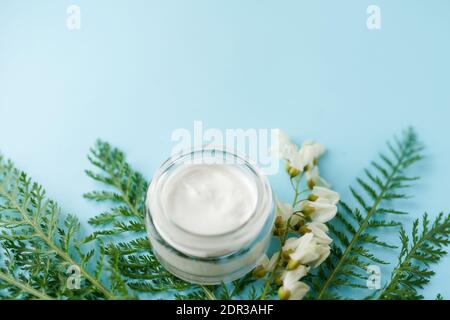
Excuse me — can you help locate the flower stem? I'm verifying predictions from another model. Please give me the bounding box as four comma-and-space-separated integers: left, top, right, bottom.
260, 176, 302, 300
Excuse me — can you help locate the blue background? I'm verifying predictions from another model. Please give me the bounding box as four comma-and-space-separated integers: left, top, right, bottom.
1, 1, 449, 299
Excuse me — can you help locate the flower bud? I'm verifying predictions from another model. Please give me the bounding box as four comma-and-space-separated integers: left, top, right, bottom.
307, 179, 315, 189
307, 194, 318, 202
252, 266, 267, 279
298, 226, 311, 235
278, 287, 291, 300
292, 219, 305, 231
302, 205, 315, 216
281, 249, 293, 260
274, 216, 284, 228
285, 163, 300, 178
273, 227, 285, 236
287, 259, 301, 270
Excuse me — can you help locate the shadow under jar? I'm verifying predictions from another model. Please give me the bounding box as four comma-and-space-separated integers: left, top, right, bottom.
145, 148, 274, 285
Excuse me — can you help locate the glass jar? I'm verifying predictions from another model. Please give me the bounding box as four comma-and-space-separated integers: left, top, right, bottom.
145, 148, 274, 285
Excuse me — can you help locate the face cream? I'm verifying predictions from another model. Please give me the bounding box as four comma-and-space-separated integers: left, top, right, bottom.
145, 148, 274, 284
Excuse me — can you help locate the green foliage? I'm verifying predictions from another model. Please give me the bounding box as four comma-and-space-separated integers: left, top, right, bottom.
0, 155, 114, 299
379, 213, 450, 300
83, 140, 204, 297
0, 129, 449, 300
216, 274, 259, 300
312, 128, 424, 299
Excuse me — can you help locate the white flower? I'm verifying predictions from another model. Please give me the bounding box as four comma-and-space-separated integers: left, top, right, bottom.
278, 262, 310, 300
310, 244, 330, 268
289, 152, 307, 172
306, 222, 332, 245
278, 274, 310, 300
311, 186, 340, 205
298, 140, 326, 169
272, 129, 298, 163
298, 186, 339, 223
299, 199, 337, 223
282, 264, 310, 284
272, 132, 329, 180
275, 200, 293, 222
272, 130, 306, 172
305, 165, 330, 188
258, 252, 279, 272
274, 200, 294, 235
253, 252, 280, 277
283, 233, 317, 265
283, 233, 331, 268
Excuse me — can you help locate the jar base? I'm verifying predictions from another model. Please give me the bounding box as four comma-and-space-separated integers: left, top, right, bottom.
153, 250, 261, 285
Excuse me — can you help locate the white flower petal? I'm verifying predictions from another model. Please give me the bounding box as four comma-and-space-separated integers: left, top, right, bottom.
286, 233, 331, 268
298, 146, 315, 169
256, 254, 270, 269
290, 151, 306, 171
307, 222, 332, 245
267, 252, 280, 271
310, 203, 337, 223
276, 200, 293, 221
289, 233, 320, 264
288, 282, 310, 300
283, 237, 302, 252
282, 265, 310, 287
272, 129, 297, 160
312, 186, 340, 205
299, 141, 326, 168
310, 221, 329, 232
306, 166, 331, 188
300, 200, 337, 223
310, 245, 330, 268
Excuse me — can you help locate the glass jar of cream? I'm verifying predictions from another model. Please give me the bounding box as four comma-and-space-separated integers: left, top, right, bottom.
145, 148, 274, 284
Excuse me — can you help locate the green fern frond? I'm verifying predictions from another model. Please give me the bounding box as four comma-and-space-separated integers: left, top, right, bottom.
313, 128, 424, 299
2, 129, 447, 301
0, 155, 116, 300
83, 140, 203, 297
379, 213, 450, 300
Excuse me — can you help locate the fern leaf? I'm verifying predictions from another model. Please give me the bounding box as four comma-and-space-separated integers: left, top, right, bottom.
313, 128, 423, 299
379, 213, 450, 300
0, 155, 116, 299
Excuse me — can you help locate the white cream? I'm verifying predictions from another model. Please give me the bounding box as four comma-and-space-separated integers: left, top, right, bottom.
161, 164, 257, 236
146, 149, 274, 284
